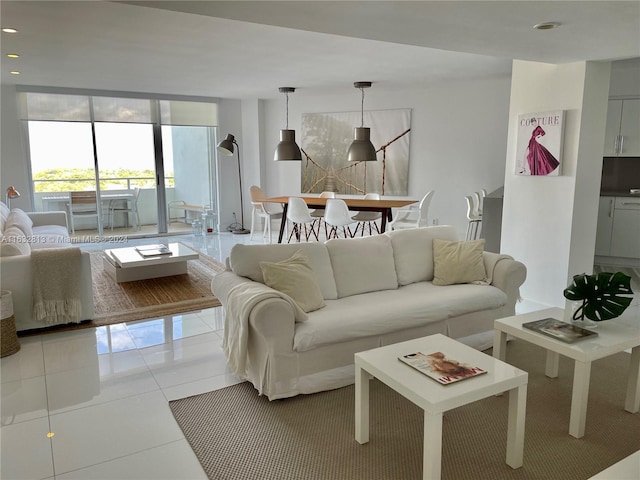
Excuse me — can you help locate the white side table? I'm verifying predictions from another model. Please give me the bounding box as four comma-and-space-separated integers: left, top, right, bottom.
589, 450, 640, 479
494, 306, 640, 438
355, 333, 528, 480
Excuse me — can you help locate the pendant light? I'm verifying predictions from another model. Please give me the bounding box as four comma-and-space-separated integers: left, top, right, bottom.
347, 81, 377, 162
274, 87, 302, 161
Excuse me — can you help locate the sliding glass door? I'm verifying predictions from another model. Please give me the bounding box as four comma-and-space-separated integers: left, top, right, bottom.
21, 91, 219, 238
94, 122, 157, 234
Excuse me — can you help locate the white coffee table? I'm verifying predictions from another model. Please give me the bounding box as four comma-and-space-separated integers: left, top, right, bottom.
493, 306, 640, 439
355, 333, 528, 480
103, 242, 199, 283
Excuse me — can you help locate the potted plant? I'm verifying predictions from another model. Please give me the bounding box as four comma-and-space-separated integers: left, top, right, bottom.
563, 272, 634, 323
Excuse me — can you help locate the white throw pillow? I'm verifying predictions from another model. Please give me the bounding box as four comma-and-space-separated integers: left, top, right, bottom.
432, 238, 487, 286
230, 243, 338, 300
6, 209, 33, 237
260, 250, 326, 313
387, 226, 458, 285
326, 234, 398, 298
0, 226, 31, 256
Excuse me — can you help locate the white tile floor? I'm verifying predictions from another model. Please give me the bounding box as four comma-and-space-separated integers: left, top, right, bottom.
1, 231, 262, 480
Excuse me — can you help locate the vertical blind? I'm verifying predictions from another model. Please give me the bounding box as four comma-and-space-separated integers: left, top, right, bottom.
18, 92, 218, 126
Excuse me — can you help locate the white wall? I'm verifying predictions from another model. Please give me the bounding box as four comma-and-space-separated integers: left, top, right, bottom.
501, 60, 611, 308
215, 98, 243, 231
1, 84, 30, 211
251, 76, 512, 239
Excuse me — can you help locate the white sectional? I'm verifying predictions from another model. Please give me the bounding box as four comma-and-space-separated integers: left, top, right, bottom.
0, 201, 94, 331
212, 226, 527, 400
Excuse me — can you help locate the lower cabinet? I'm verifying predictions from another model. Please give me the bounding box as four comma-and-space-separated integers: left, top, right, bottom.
595, 197, 615, 256
610, 197, 640, 258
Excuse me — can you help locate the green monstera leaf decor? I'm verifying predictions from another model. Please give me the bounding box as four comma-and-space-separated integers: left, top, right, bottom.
563, 272, 634, 322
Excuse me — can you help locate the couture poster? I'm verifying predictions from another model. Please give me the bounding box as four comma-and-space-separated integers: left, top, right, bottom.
515, 110, 565, 176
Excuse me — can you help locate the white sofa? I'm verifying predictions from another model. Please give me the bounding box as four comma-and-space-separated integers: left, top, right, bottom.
212, 226, 527, 400
0, 202, 94, 331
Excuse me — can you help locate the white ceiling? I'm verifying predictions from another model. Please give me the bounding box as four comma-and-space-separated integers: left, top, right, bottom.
1, 1, 639, 99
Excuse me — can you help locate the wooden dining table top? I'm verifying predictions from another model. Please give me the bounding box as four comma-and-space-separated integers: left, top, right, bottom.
262, 196, 418, 209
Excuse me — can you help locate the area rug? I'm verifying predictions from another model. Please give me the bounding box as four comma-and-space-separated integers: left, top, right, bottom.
170, 339, 640, 480
19, 247, 225, 336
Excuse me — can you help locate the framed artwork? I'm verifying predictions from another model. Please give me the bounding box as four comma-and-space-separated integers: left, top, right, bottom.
300, 108, 411, 195
515, 110, 565, 176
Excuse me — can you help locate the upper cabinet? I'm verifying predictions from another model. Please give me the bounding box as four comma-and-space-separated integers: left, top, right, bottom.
604, 99, 640, 157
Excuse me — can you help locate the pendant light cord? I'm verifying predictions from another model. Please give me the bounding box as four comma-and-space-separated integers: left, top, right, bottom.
360, 87, 365, 127
285, 92, 289, 130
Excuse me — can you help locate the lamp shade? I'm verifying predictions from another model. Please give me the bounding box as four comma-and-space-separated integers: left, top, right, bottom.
5, 186, 20, 200
217, 134, 235, 156
274, 129, 302, 161
347, 127, 377, 162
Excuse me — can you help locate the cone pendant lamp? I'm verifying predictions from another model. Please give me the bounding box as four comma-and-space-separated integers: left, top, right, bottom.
347, 81, 377, 162
274, 87, 302, 161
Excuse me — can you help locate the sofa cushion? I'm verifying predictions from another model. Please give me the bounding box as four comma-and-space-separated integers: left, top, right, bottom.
326, 234, 398, 298
229, 242, 338, 300
387, 226, 458, 285
0, 226, 31, 256
6, 209, 34, 237
432, 239, 487, 286
260, 250, 326, 313
293, 281, 508, 352
30, 225, 72, 250
0, 202, 9, 234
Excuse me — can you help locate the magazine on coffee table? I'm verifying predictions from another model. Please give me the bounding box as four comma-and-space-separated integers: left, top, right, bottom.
522, 317, 597, 343
135, 244, 172, 257
398, 351, 487, 385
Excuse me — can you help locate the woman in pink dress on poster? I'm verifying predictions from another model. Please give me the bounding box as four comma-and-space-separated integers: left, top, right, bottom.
526, 125, 559, 175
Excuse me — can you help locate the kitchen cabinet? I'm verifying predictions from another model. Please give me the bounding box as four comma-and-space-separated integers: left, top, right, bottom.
595, 196, 614, 256
610, 197, 640, 258
604, 99, 640, 157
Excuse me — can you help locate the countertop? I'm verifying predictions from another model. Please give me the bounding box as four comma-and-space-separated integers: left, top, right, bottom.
601, 190, 640, 197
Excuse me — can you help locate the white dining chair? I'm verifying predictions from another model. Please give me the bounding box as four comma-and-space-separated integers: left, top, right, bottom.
324, 198, 357, 239
249, 185, 285, 243
474, 189, 486, 217
109, 187, 140, 231
352, 192, 382, 236
286, 197, 319, 242
389, 190, 434, 230
465, 195, 482, 240
309, 191, 335, 237
66, 191, 100, 234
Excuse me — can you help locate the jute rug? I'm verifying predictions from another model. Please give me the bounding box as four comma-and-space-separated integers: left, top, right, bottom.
19, 247, 225, 336
170, 339, 640, 480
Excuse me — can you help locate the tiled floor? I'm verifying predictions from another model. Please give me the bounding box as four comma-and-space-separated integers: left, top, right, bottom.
0, 231, 262, 480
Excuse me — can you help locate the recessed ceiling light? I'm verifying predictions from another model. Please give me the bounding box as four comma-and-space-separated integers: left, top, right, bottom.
533, 22, 560, 30
2, 27, 18, 33
10, 71, 20, 75
7, 53, 19, 59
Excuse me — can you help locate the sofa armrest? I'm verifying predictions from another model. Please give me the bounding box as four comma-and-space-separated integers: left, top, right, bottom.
488, 256, 527, 302
248, 297, 297, 349
0, 249, 94, 331
211, 269, 251, 305
212, 270, 297, 349
27, 211, 68, 229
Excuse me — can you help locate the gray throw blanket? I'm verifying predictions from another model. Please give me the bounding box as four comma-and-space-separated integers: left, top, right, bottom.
31, 247, 83, 325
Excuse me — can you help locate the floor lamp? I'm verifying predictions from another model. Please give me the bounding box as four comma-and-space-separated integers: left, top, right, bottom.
217, 134, 250, 234
5, 186, 20, 208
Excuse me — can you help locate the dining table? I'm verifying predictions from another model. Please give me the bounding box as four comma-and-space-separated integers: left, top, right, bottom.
263, 196, 419, 243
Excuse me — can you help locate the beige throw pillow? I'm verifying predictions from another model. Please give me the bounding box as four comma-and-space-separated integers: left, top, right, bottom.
260, 250, 326, 313
432, 239, 487, 286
